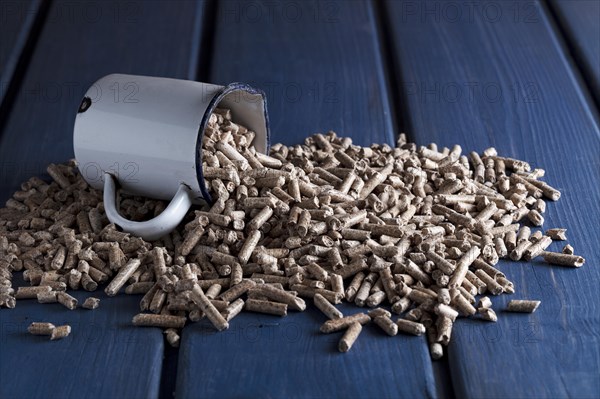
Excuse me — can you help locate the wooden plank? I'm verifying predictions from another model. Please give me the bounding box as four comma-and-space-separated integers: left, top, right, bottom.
178, 304, 435, 398
0, 1, 206, 397
0, 276, 162, 399
0, 0, 45, 108
204, 0, 395, 146
177, 1, 436, 398
384, 1, 600, 398
548, 0, 600, 105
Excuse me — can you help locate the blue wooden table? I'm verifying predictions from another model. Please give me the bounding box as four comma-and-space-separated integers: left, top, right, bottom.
1, 1, 598, 398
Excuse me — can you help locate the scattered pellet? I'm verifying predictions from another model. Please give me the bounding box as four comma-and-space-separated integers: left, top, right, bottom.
506, 300, 541, 313
251, 284, 306, 311
245, 298, 288, 316
545, 228, 567, 241
50, 325, 71, 341
396, 319, 426, 336
82, 297, 100, 310
320, 313, 371, 334
541, 251, 585, 267
436, 316, 453, 344
223, 298, 245, 321
373, 315, 398, 336
189, 284, 229, 331
164, 328, 180, 348
477, 296, 492, 309
132, 313, 187, 329
28, 322, 55, 336
56, 292, 78, 310
478, 307, 498, 322
368, 308, 392, 319
37, 291, 58, 304
338, 322, 363, 353
562, 244, 574, 255
105, 259, 142, 296
312, 294, 343, 320
15, 286, 52, 300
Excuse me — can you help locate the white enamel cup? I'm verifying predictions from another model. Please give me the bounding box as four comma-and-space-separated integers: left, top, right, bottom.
73, 74, 270, 240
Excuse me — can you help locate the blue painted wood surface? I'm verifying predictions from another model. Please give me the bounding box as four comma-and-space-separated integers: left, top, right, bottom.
205, 0, 395, 146
1, 0, 599, 397
176, 1, 436, 398
548, 0, 600, 105
0, 0, 44, 108
0, 276, 163, 399
179, 303, 435, 398
0, 1, 206, 398
384, 0, 600, 397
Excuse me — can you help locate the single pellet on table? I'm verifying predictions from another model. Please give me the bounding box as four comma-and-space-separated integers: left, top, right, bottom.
506, 300, 541, 313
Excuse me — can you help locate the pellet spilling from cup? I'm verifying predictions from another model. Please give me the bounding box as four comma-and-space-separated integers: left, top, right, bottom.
0, 108, 586, 357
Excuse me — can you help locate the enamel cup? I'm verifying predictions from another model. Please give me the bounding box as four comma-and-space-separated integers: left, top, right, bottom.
73, 74, 269, 240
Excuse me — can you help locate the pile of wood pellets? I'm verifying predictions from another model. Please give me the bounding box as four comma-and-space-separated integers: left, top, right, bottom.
0, 108, 585, 355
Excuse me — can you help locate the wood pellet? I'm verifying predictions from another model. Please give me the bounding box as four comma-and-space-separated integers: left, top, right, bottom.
506, 299, 541, 313
28, 322, 55, 336
0, 109, 585, 358
50, 325, 71, 341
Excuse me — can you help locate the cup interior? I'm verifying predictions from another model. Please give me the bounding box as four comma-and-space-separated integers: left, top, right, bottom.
195, 83, 270, 203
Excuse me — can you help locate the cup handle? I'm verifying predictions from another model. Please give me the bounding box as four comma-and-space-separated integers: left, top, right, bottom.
103, 172, 193, 241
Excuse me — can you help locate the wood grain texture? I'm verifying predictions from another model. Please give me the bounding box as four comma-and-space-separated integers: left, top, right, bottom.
0, 0, 44, 107
205, 0, 395, 147
384, 0, 600, 397
178, 304, 436, 399
0, 277, 162, 399
548, 0, 600, 105
0, 0, 205, 203
0, 1, 207, 397
177, 1, 436, 398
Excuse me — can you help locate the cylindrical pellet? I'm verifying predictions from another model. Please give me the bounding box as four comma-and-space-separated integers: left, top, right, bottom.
245, 298, 288, 316
450, 288, 476, 316
132, 313, 187, 329
28, 322, 55, 335
477, 296, 492, 309
105, 258, 142, 296
478, 307, 497, 322
189, 284, 229, 331
436, 316, 453, 345
252, 284, 306, 311
50, 325, 71, 341
205, 284, 222, 300
320, 313, 371, 334
37, 291, 58, 304
396, 319, 426, 336
15, 286, 52, 299
82, 297, 100, 310
57, 292, 78, 310
474, 269, 504, 296
506, 299, 541, 313
448, 246, 480, 289
314, 293, 343, 320
223, 298, 245, 321
523, 236, 552, 261
164, 328, 180, 348
238, 230, 261, 265
373, 316, 398, 336
338, 322, 363, 352
218, 279, 256, 303
541, 251, 585, 267
434, 303, 459, 322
